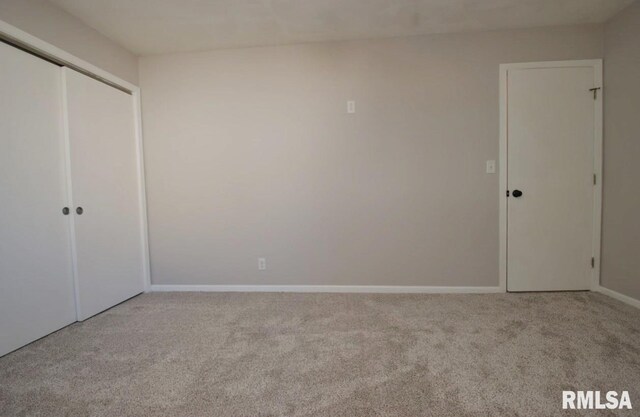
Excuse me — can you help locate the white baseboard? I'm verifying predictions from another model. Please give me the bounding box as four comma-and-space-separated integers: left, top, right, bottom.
149, 284, 639, 308
150, 284, 504, 294
594, 285, 640, 309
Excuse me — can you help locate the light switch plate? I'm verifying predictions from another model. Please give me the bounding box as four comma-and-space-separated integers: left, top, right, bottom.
347, 100, 356, 114
486, 160, 496, 174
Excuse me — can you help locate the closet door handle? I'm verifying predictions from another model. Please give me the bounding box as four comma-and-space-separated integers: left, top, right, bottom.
76, 207, 84, 215
62, 207, 70, 215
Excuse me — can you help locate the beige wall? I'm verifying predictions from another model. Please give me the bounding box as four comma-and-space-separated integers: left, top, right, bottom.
0, 0, 138, 84
140, 24, 603, 287
602, 1, 640, 301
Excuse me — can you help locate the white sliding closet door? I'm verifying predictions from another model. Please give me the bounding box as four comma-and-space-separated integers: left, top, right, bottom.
0, 43, 76, 356
64, 68, 145, 321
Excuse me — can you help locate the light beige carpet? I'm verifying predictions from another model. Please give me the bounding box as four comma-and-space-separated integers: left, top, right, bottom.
0, 292, 638, 416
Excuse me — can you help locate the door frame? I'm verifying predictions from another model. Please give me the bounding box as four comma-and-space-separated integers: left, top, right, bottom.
498, 60, 603, 292
0, 19, 152, 301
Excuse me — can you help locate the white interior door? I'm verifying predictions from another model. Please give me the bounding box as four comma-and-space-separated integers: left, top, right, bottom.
0, 42, 76, 356
64, 68, 144, 320
506, 63, 598, 292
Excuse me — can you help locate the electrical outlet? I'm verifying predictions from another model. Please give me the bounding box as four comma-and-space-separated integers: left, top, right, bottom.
347, 100, 356, 114
258, 257, 266, 271
486, 160, 496, 174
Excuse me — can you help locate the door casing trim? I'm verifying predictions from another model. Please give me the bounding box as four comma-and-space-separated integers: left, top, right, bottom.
498, 60, 603, 292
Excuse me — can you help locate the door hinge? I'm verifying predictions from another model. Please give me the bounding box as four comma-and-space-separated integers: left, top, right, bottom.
589, 87, 601, 100
591, 257, 595, 268
593, 174, 597, 185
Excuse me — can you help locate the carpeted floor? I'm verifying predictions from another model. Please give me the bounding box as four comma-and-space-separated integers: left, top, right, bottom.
0, 292, 638, 416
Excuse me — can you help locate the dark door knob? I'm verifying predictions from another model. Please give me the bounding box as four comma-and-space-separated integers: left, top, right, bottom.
512, 189, 523, 198
76, 207, 84, 215
62, 207, 70, 215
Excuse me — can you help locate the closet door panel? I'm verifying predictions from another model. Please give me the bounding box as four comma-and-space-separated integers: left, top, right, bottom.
0, 43, 76, 356
64, 68, 144, 320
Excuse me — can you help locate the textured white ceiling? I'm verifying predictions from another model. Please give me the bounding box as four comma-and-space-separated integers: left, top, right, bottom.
47, 0, 634, 55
